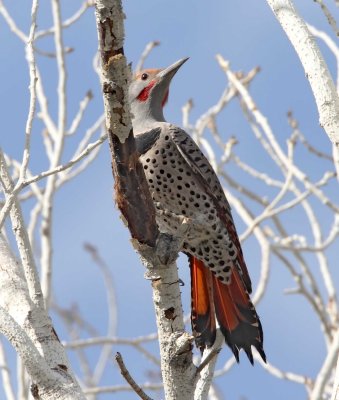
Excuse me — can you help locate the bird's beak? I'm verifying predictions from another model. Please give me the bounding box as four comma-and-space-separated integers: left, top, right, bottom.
156, 57, 189, 84
153, 57, 189, 107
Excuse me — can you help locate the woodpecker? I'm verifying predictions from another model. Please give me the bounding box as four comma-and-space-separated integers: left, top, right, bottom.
129, 58, 266, 364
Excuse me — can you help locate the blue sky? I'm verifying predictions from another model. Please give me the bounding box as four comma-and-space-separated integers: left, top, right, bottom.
1, 1, 338, 399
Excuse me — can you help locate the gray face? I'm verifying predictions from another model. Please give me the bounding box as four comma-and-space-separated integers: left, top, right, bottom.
128, 69, 166, 131
128, 58, 189, 132
128, 69, 160, 105
129, 58, 189, 106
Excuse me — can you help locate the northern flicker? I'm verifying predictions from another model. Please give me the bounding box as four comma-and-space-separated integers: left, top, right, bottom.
129, 57, 266, 364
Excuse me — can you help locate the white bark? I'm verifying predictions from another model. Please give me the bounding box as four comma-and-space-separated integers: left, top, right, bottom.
310, 330, 339, 400
194, 332, 223, 400
0, 150, 44, 310
94, 0, 131, 143
144, 255, 196, 400
0, 234, 85, 399
331, 349, 339, 400
0, 340, 15, 400
0, 0, 337, 397
40, 0, 68, 309
263, 6, 339, 396
94, 2, 205, 398
266, 0, 339, 175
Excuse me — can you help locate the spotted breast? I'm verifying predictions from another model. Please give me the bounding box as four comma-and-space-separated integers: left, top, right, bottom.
130, 58, 265, 363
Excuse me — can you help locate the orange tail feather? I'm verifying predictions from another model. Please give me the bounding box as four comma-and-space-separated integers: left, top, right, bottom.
189, 256, 266, 364
189, 256, 216, 349
213, 268, 266, 364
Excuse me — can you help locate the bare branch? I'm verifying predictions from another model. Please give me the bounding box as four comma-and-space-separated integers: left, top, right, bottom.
135, 41, 160, 73
19, 0, 38, 183
0, 307, 54, 386
194, 332, 223, 400
83, 383, 163, 395
266, 0, 339, 177
218, 55, 339, 214
84, 243, 118, 383
254, 353, 312, 388
311, 331, 339, 400
39, 0, 69, 308
35, 1, 94, 40
0, 151, 44, 309
313, 0, 339, 36
115, 352, 154, 400
287, 110, 333, 161
67, 90, 94, 135
25, 134, 107, 186
0, 1, 27, 42
0, 235, 85, 399
0, 339, 15, 400
94, 2, 197, 399
331, 350, 339, 400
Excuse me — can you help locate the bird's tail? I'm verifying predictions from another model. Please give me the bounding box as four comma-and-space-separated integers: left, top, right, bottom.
189, 256, 266, 364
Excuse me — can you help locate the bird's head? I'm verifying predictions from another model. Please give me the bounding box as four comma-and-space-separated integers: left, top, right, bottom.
129, 57, 189, 132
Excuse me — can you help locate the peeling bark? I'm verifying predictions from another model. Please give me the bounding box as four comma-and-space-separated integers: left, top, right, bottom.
95, 0, 156, 246
94, 1, 199, 398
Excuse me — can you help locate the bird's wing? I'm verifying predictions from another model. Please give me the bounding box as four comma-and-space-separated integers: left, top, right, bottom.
170, 125, 252, 293
135, 128, 161, 155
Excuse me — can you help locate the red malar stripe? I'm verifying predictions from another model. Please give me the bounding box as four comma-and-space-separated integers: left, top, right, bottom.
137, 80, 156, 102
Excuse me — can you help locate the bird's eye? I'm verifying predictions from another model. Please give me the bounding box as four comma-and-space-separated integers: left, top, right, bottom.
141, 73, 149, 81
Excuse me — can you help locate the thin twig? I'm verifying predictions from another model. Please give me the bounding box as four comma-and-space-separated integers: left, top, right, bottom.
0, 339, 15, 400
135, 41, 160, 73
20, 0, 39, 183
115, 352, 154, 400
40, 0, 69, 308
0, 151, 44, 309
24, 134, 107, 186
313, 0, 339, 36
84, 243, 118, 384
68, 90, 94, 135
83, 383, 163, 395
0, 1, 27, 42
196, 348, 221, 374
35, 0, 94, 40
